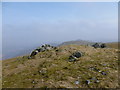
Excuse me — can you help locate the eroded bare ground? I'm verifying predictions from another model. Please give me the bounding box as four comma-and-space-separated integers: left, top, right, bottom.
2, 45, 119, 88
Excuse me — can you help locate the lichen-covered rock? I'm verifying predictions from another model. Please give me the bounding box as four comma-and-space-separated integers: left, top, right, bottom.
68, 51, 83, 62
72, 51, 82, 58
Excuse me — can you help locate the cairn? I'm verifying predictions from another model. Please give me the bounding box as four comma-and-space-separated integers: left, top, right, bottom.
29, 44, 57, 59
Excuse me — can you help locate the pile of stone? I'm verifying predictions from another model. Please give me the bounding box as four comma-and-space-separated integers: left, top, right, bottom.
29, 44, 57, 58
68, 51, 83, 62
92, 43, 106, 48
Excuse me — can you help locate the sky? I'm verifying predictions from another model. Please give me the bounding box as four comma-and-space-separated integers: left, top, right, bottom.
2, 2, 118, 59
0, 2, 2, 60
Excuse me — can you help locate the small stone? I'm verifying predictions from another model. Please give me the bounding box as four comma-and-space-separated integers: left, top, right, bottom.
103, 64, 107, 66
72, 51, 82, 58
101, 71, 107, 75
75, 80, 80, 84
68, 55, 76, 62
86, 80, 91, 85
32, 80, 35, 84
94, 68, 100, 72
90, 77, 100, 83
89, 67, 95, 71
91, 77, 97, 81
95, 80, 100, 83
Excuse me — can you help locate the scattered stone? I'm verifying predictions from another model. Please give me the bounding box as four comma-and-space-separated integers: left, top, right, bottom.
68, 55, 77, 62
86, 80, 91, 85
89, 67, 95, 71
94, 68, 100, 72
75, 80, 80, 85
91, 77, 97, 81
88, 67, 101, 72
90, 77, 99, 83
95, 80, 100, 83
101, 71, 107, 75
32, 80, 35, 84
98, 70, 102, 72
38, 68, 47, 75
63, 67, 68, 69
92, 43, 100, 48
100, 43, 106, 48
30, 50, 38, 57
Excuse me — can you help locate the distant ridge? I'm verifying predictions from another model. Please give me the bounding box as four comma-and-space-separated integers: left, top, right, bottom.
59, 40, 95, 46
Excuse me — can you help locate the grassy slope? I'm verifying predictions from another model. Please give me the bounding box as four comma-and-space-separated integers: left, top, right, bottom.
2, 45, 119, 88
106, 42, 119, 49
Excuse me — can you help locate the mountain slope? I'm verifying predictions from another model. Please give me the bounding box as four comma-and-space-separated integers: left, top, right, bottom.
2, 45, 119, 88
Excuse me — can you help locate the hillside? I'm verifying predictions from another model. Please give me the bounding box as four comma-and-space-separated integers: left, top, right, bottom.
106, 42, 119, 49
2, 44, 119, 88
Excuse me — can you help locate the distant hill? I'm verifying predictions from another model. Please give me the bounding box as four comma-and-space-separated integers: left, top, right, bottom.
59, 40, 95, 46
59, 40, 119, 49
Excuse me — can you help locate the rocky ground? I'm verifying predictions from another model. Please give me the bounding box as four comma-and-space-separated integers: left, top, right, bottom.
2, 44, 119, 88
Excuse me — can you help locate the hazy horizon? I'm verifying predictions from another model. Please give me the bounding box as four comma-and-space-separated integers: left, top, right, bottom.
2, 2, 118, 60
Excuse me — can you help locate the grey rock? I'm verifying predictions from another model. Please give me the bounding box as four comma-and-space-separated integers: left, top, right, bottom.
86, 80, 91, 85
30, 50, 38, 57
72, 51, 82, 58
101, 71, 107, 75
95, 80, 100, 83
32, 80, 35, 84
29, 44, 56, 58
92, 43, 100, 48
91, 77, 97, 81
75, 80, 80, 84
92, 43, 107, 48
68, 55, 76, 62
90, 77, 100, 83
100, 43, 106, 48
89, 67, 95, 71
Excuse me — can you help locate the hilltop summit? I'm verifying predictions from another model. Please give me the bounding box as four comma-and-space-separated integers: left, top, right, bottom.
2, 44, 119, 88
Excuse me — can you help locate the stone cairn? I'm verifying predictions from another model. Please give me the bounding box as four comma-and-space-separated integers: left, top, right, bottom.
28, 44, 57, 59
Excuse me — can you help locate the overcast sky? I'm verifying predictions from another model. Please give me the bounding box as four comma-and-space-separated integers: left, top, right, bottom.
2, 2, 118, 59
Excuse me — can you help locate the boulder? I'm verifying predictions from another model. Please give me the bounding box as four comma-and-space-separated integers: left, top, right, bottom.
68, 51, 83, 62
68, 55, 77, 62
30, 50, 38, 57
85, 80, 91, 85
92, 43, 100, 48
72, 51, 82, 58
100, 43, 106, 48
